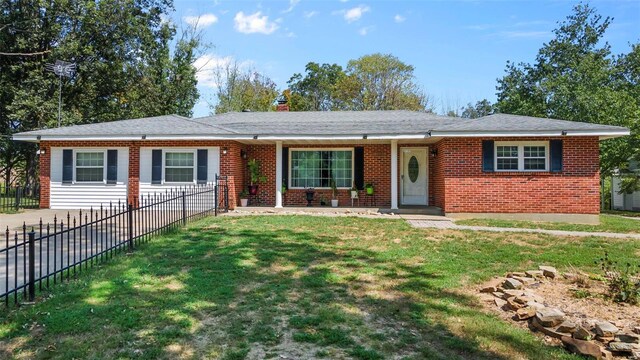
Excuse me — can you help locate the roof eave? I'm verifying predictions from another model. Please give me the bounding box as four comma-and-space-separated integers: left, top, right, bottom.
431, 129, 630, 138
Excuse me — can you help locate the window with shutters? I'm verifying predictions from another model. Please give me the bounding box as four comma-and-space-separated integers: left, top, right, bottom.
495, 142, 548, 172
289, 149, 353, 188
75, 152, 105, 182
165, 152, 195, 183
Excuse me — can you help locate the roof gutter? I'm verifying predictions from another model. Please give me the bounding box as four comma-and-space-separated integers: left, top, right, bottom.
13, 133, 432, 142
430, 129, 630, 138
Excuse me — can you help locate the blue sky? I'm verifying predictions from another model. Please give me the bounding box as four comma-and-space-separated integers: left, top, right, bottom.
171, 0, 640, 117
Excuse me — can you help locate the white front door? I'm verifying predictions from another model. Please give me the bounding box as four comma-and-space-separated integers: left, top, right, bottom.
401, 148, 428, 205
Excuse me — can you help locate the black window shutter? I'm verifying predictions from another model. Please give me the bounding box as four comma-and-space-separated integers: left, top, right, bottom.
106, 150, 118, 184
354, 147, 364, 189
151, 150, 162, 184
550, 140, 563, 172
482, 140, 495, 172
62, 149, 73, 183
282, 147, 289, 188
197, 149, 208, 184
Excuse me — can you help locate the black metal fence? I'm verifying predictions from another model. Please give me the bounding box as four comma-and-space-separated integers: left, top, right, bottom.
1, 179, 228, 306
0, 184, 40, 212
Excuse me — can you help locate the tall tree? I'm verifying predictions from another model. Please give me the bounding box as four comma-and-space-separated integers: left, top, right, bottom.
0, 0, 202, 186
460, 99, 495, 119
212, 62, 278, 114
287, 62, 344, 111
495, 4, 640, 180
333, 53, 431, 111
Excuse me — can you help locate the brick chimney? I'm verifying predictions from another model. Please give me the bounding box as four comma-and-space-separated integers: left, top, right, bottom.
276, 97, 289, 112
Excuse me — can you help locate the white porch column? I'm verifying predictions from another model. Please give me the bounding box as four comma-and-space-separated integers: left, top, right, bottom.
390, 140, 399, 210
275, 141, 283, 208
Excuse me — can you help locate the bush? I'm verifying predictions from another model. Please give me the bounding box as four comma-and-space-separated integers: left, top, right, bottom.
596, 252, 640, 304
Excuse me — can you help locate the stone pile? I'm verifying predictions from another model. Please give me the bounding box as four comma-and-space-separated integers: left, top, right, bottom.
480, 265, 640, 360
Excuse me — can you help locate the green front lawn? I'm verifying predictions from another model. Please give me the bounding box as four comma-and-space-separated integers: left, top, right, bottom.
1, 216, 639, 359
602, 209, 640, 218
455, 214, 640, 234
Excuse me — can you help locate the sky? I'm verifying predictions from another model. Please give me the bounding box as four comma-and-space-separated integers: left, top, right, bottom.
170, 0, 640, 118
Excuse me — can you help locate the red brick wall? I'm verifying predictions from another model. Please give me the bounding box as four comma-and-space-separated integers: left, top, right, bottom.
441, 137, 600, 214
38, 145, 51, 209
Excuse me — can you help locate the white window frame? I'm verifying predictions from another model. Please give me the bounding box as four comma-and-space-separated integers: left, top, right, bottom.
163, 150, 197, 184
495, 141, 549, 172
288, 148, 354, 189
74, 150, 107, 184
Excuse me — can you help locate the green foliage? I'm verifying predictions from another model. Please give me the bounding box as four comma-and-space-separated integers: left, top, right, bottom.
495, 3, 640, 178
333, 53, 430, 111
596, 252, 640, 304
460, 99, 495, 119
329, 178, 338, 199
212, 62, 278, 114
0, 0, 202, 185
247, 159, 267, 185
287, 62, 345, 111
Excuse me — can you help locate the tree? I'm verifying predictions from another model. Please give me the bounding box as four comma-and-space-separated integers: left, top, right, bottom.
212, 62, 279, 114
495, 4, 640, 181
287, 62, 345, 111
333, 53, 431, 111
460, 99, 495, 119
0, 0, 202, 186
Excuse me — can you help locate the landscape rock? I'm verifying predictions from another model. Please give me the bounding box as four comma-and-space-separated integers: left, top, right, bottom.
608, 341, 640, 353
494, 298, 507, 308
557, 321, 578, 334
632, 350, 640, 360
525, 270, 544, 278
514, 296, 533, 305
536, 308, 566, 327
538, 265, 558, 279
515, 307, 536, 320
480, 286, 497, 293
526, 301, 546, 310
512, 276, 536, 286
492, 291, 505, 299
507, 272, 526, 278
615, 333, 640, 344
574, 326, 594, 341
530, 317, 570, 339
561, 336, 603, 360
506, 297, 523, 311
503, 278, 523, 290
595, 321, 619, 338
634, 327, 640, 335
503, 289, 525, 297
601, 348, 613, 360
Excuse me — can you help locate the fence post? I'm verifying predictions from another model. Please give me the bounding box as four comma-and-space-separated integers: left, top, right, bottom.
14, 187, 22, 211
128, 204, 134, 251
182, 191, 187, 226
214, 181, 218, 217
28, 230, 35, 302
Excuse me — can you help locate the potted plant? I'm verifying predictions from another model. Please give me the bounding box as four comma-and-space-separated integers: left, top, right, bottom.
350, 182, 359, 199
330, 178, 339, 207
305, 188, 315, 207
365, 183, 374, 195
239, 190, 249, 207
247, 159, 267, 195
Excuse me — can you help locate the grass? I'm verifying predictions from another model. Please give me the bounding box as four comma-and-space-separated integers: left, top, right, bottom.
1, 215, 639, 359
455, 214, 640, 234
602, 209, 640, 218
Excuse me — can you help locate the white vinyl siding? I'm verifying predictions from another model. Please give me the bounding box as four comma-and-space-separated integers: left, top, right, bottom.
495, 141, 549, 172
612, 176, 640, 211
139, 147, 220, 197
50, 147, 128, 209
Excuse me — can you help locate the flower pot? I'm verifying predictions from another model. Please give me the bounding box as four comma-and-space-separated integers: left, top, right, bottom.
305, 189, 315, 207
240, 198, 248, 207
248, 185, 259, 195
365, 186, 374, 195
350, 190, 358, 199
331, 199, 339, 207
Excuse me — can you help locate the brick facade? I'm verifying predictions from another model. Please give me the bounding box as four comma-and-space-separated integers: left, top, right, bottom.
37, 136, 601, 215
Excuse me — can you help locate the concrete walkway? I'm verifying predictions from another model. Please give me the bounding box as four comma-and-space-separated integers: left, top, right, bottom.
407, 219, 640, 239
1, 209, 79, 231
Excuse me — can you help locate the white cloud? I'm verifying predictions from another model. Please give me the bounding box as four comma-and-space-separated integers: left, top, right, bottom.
303, 10, 318, 19
358, 26, 373, 36
394, 14, 405, 23
282, 0, 300, 13
183, 13, 219, 28
334, 5, 370, 23
234, 11, 279, 34
192, 54, 253, 88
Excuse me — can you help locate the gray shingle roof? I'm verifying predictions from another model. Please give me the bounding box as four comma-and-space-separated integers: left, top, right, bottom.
12, 111, 629, 140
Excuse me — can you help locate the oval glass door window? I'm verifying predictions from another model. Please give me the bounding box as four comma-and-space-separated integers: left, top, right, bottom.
408, 156, 419, 183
